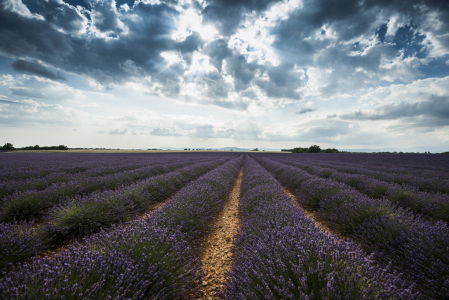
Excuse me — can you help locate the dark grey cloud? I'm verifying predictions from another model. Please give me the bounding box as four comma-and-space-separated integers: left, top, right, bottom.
0, 0, 198, 97
341, 95, 449, 124
62, 0, 90, 9
203, 39, 232, 72
225, 53, 261, 92
0, 99, 25, 106
202, 0, 281, 35
12, 59, 67, 80
268, 0, 449, 95
296, 107, 317, 114
88, 0, 125, 34
23, 0, 87, 33
272, 0, 449, 50
1, 0, 448, 112
255, 63, 303, 99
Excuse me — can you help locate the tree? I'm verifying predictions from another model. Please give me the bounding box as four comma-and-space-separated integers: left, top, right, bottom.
325, 148, 339, 153
2, 143, 14, 150
308, 145, 321, 153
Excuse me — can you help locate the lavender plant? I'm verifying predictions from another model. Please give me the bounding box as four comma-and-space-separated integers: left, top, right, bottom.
221, 157, 416, 299
0, 220, 45, 274
1, 159, 200, 221
48, 157, 231, 238
0, 155, 243, 299
271, 156, 449, 223
255, 154, 449, 299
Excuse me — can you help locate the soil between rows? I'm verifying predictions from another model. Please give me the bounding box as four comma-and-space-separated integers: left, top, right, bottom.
197, 165, 243, 300
283, 187, 344, 239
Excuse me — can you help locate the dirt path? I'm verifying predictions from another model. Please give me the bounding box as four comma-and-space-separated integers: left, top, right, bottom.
283, 188, 343, 239
197, 166, 243, 300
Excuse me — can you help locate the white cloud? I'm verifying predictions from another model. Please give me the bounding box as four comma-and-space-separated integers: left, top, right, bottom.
3, 75, 85, 101
3, 0, 44, 20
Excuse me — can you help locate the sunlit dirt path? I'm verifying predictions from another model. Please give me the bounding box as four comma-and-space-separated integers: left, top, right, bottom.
197, 165, 243, 300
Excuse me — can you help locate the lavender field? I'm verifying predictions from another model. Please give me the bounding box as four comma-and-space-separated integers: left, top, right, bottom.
0, 152, 448, 299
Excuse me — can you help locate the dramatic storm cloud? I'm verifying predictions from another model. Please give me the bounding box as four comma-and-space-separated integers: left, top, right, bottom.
0, 0, 448, 151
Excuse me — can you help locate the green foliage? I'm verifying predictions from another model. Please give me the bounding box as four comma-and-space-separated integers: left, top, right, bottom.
308, 145, 321, 153
21, 145, 68, 150
1, 143, 14, 150
282, 145, 339, 153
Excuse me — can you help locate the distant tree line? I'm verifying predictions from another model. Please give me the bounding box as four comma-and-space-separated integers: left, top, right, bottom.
1, 143, 68, 150
280, 145, 448, 154
70, 148, 120, 150
281, 145, 339, 153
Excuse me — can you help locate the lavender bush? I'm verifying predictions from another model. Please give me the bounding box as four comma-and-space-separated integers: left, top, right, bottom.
0, 160, 164, 198
221, 157, 416, 299
0, 155, 243, 299
270, 156, 449, 223
0, 220, 45, 274
255, 154, 449, 299
1, 159, 200, 221
48, 157, 232, 238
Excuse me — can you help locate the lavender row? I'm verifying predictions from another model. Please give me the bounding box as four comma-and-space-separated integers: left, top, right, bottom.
272, 154, 449, 194
0, 155, 211, 197
0, 156, 235, 274
306, 153, 449, 171
0, 158, 208, 221
0, 154, 128, 181
0, 160, 104, 182
0, 153, 204, 182
272, 153, 449, 178
0, 156, 243, 299
270, 156, 449, 222
255, 155, 449, 299
0, 160, 162, 197
221, 156, 415, 299
48, 156, 235, 238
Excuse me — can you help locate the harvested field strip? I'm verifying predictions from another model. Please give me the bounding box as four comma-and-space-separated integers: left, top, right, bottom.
198, 164, 242, 300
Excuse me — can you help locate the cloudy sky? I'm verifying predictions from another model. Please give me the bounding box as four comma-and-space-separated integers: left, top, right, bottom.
0, 0, 448, 151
